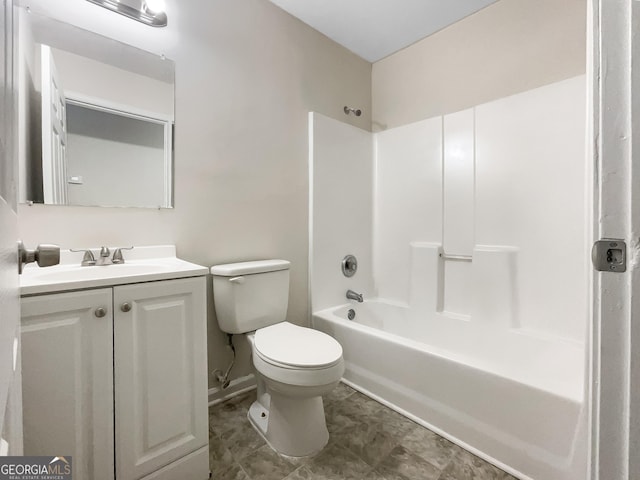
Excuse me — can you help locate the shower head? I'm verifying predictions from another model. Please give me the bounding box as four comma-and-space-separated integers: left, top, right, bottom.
344, 106, 362, 117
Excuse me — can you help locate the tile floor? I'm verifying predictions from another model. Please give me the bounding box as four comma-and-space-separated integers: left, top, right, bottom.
208, 383, 518, 480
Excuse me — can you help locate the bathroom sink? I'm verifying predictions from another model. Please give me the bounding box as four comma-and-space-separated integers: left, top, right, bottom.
29, 263, 169, 283
20, 245, 208, 295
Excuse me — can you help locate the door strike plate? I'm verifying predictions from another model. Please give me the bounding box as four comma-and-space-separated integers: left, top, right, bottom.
592, 239, 626, 272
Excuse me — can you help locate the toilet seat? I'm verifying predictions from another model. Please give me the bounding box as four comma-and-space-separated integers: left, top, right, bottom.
250, 322, 344, 388
252, 348, 344, 389
254, 322, 343, 369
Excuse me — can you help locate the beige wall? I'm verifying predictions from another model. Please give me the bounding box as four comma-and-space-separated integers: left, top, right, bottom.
372, 0, 586, 130
52, 48, 174, 116
17, 0, 371, 388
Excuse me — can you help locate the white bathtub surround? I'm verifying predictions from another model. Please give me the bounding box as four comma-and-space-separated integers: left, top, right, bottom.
374, 75, 587, 342
407, 243, 518, 328
309, 113, 374, 313
312, 76, 586, 339
443, 109, 475, 255
472, 246, 519, 329
374, 118, 442, 304
408, 242, 441, 313
474, 77, 587, 341
309, 75, 587, 480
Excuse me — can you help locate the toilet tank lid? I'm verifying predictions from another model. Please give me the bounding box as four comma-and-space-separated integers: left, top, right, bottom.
210, 259, 290, 276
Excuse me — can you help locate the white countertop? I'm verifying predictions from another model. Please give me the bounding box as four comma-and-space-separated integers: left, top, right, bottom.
21, 245, 208, 296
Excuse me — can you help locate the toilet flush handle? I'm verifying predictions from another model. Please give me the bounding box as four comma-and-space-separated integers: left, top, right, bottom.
229, 276, 245, 284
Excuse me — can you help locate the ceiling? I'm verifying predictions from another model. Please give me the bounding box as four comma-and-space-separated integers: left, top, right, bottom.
268, 0, 499, 62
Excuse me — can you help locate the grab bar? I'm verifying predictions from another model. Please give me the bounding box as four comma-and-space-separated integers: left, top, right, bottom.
439, 253, 472, 261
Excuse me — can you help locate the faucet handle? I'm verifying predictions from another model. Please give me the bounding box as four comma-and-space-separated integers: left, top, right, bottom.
70, 248, 97, 266
112, 246, 134, 264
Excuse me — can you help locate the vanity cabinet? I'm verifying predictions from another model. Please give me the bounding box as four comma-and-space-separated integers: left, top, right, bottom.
21, 276, 209, 480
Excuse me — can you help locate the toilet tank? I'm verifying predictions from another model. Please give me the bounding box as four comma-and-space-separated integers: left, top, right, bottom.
211, 259, 290, 334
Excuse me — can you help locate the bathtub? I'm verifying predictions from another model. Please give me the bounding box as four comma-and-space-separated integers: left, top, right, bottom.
313, 300, 587, 480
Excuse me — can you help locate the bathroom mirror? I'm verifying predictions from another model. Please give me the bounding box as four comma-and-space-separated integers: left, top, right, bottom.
17, 9, 175, 208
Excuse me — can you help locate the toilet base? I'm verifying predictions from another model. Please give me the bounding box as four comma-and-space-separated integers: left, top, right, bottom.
248, 392, 329, 457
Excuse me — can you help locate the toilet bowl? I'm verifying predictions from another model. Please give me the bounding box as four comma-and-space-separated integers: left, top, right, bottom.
210, 259, 344, 457
247, 322, 344, 456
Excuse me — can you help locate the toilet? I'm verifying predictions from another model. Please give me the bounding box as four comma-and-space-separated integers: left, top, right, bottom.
211, 259, 344, 457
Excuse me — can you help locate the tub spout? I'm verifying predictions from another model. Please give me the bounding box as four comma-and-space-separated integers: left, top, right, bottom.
346, 289, 364, 303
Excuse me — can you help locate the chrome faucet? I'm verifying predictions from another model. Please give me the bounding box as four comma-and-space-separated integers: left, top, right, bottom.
346, 289, 363, 303
96, 246, 112, 266
70, 246, 135, 266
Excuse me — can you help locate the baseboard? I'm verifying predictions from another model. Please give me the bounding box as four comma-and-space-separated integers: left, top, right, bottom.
208, 374, 256, 406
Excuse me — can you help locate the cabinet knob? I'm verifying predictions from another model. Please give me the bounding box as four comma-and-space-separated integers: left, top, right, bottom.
121, 302, 132, 313
95, 307, 107, 318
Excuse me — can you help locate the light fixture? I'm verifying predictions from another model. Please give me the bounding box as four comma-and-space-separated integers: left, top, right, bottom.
143, 0, 165, 14
85, 0, 168, 27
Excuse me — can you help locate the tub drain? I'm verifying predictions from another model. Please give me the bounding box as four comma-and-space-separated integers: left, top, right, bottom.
347, 309, 356, 320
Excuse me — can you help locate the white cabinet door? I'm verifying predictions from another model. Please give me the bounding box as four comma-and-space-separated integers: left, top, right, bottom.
114, 277, 208, 480
21, 289, 114, 480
